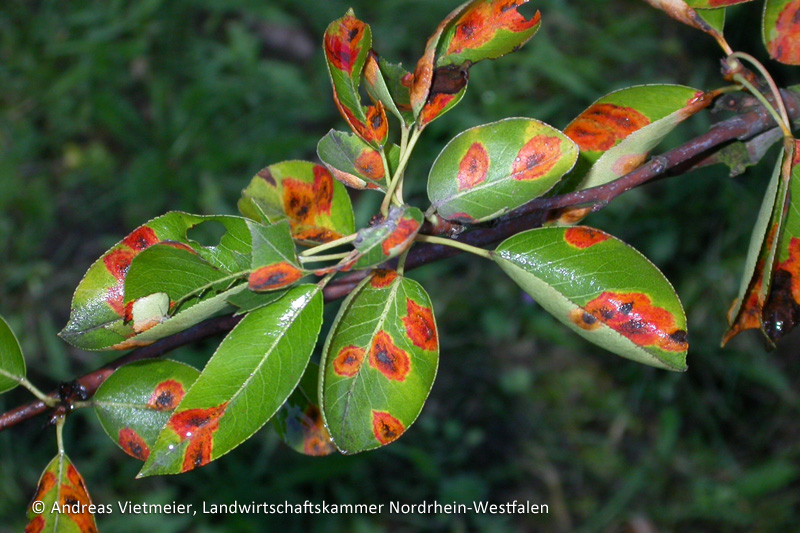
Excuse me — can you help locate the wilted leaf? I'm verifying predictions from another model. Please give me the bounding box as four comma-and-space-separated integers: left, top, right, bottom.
26, 453, 98, 533
0, 315, 25, 394
763, 0, 800, 65
317, 130, 400, 191
428, 118, 578, 222
94, 359, 200, 461
493, 227, 688, 370
320, 270, 438, 453
138, 284, 323, 476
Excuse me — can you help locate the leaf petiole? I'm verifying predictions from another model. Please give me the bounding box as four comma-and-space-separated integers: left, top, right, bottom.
0, 369, 57, 406
299, 233, 358, 257
415, 234, 492, 260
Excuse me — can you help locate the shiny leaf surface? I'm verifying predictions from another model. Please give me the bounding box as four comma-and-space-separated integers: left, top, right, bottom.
0, 315, 25, 394
317, 130, 400, 191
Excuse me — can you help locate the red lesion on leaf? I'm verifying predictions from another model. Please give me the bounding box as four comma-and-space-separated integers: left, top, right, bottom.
762, 237, 800, 342
381, 217, 421, 256
301, 405, 336, 456
446, 0, 541, 55
324, 14, 367, 75
123, 226, 159, 252
168, 403, 228, 472
104, 249, 135, 281
511, 135, 562, 181
249, 262, 304, 292
768, 1, 800, 64
564, 227, 610, 249
283, 178, 317, 224
119, 428, 150, 461
403, 298, 438, 351
457, 142, 490, 191
564, 103, 650, 152
32, 472, 57, 503
313, 165, 334, 214
368, 331, 411, 381
106, 283, 134, 320
365, 103, 389, 144
25, 515, 45, 533
370, 269, 398, 288
333, 345, 366, 378
59, 483, 98, 533
372, 410, 405, 445
147, 379, 186, 411
355, 149, 385, 181
294, 227, 343, 243
420, 92, 459, 126
257, 167, 277, 186
568, 308, 603, 331
583, 291, 688, 352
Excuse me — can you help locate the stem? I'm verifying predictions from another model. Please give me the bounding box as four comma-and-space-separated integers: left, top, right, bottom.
299, 233, 358, 257
56, 414, 66, 454
381, 126, 423, 215
299, 252, 352, 263
397, 249, 409, 276
0, 369, 57, 406
729, 52, 792, 132
415, 234, 493, 260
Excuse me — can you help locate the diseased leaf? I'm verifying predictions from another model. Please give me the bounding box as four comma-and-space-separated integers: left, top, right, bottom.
247, 220, 306, 292
317, 130, 400, 191
428, 118, 578, 223
352, 206, 424, 270
226, 289, 287, 316
643, 0, 727, 39
94, 359, 200, 461
26, 453, 98, 533
685, 0, 753, 7
493, 227, 688, 371
363, 53, 415, 126
0, 315, 25, 394
138, 284, 323, 476
320, 270, 439, 453
273, 362, 336, 456
238, 160, 355, 245
763, 0, 800, 65
60, 213, 252, 351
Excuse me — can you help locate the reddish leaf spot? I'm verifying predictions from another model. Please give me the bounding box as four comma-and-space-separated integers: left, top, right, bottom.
511, 135, 562, 181
365, 103, 389, 144
768, 1, 800, 64
763, 237, 800, 341
370, 269, 398, 288
32, 472, 57, 503
564, 103, 650, 152
448, 212, 478, 223
333, 345, 366, 377
160, 240, 197, 254
257, 167, 277, 186
368, 331, 411, 381
457, 142, 490, 191
119, 428, 150, 461
372, 410, 405, 445
106, 283, 134, 320
123, 226, 159, 252
168, 403, 228, 472
403, 298, 438, 351
564, 227, 610, 249
363, 52, 381, 88
147, 379, 186, 411
104, 249, 135, 281
381, 217, 421, 256
583, 291, 688, 352
293, 227, 343, 244
355, 149, 385, 181
446, 0, 541, 55
25, 515, 45, 533
282, 178, 317, 224
568, 308, 602, 331
59, 483, 98, 533
249, 262, 304, 292
313, 165, 334, 214
324, 14, 367, 75
66, 464, 88, 494
301, 405, 336, 456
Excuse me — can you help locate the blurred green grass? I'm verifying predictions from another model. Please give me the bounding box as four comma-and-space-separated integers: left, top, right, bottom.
2, 0, 800, 531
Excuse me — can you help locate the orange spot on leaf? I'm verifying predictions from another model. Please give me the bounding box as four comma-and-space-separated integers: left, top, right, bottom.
419, 88, 460, 127
403, 298, 438, 351
511, 135, 562, 181
104, 249, 135, 281
372, 410, 405, 445
381, 217, 420, 256
355, 149, 385, 181
59, 483, 97, 533
565, 103, 650, 152
457, 142, 490, 191
168, 403, 228, 472
769, 1, 800, 64
25, 515, 45, 533
324, 14, 367, 75
568, 308, 602, 331
123, 226, 159, 252
333, 345, 365, 377
313, 165, 334, 214
369, 331, 411, 381
282, 178, 317, 225
564, 227, 610, 249
446, 0, 541, 55
249, 262, 304, 292
32, 472, 57, 503
370, 269, 398, 288
301, 405, 336, 456
119, 428, 150, 461
147, 379, 185, 411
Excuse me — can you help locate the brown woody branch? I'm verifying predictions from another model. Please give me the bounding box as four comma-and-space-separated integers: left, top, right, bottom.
2, 89, 798, 432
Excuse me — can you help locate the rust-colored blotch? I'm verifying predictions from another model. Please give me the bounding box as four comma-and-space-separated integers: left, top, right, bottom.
104, 248, 135, 281
365, 103, 389, 144
333, 345, 366, 378
457, 142, 490, 191
370, 269, 398, 289
355, 149, 385, 181
32, 471, 57, 504
583, 291, 687, 352
369, 331, 411, 381
403, 298, 438, 351
168, 403, 228, 472
777, 237, 800, 303
313, 165, 334, 214
249, 262, 304, 292
381, 218, 420, 256
59, 483, 98, 533
25, 515, 45, 533
568, 308, 602, 331
564, 227, 610, 249
147, 379, 186, 411
282, 178, 317, 225
769, 1, 800, 65
324, 14, 366, 74
511, 135, 561, 181
293, 226, 343, 244
446, 0, 540, 55
301, 405, 336, 456
419, 92, 458, 127
123, 226, 159, 252
372, 410, 405, 445
564, 103, 650, 152
119, 428, 150, 461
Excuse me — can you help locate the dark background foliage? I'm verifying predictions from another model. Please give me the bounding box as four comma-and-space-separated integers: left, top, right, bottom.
1, 1, 799, 531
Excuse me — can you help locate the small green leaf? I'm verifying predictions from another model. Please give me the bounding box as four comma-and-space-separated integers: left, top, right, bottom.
317, 130, 400, 191
493, 227, 688, 371
139, 284, 323, 476
428, 118, 578, 223
764, 0, 800, 65
320, 270, 439, 453
26, 453, 98, 532
363, 53, 415, 126
0, 315, 25, 394
352, 206, 424, 270
247, 220, 307, 292
94, 359, 200, 461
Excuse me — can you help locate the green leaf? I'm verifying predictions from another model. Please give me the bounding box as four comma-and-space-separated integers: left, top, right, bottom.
226, 289, 287, 316
642, 0, 727, 40
352, 206, 424, 270
764, 0, 800, 65
317, 130, 400, 191
138, 284, 323, 476
94, 359, 200, 461
273, 362, 336, 456
238, 160, 355, 245
493, 227, 689, 371
695, 7, 726, 33
320, 270, 439, 453
60, 212, 252, 351
26, 453, 98, 532
0, 315, 25, 394
247, 220, 307, 292
685, 0, 753, 7
363, 53, 415, 126
428, 118, 578, 223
